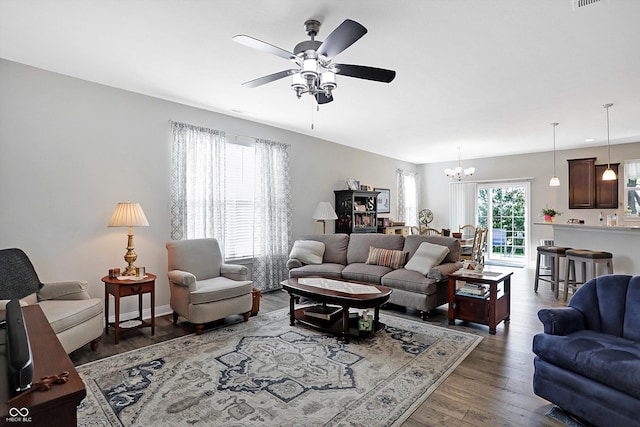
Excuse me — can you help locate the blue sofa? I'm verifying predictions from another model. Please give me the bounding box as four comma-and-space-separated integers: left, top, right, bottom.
532, 274, 640, 427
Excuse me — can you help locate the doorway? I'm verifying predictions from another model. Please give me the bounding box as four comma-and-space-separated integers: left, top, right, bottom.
477, 182, 530, 266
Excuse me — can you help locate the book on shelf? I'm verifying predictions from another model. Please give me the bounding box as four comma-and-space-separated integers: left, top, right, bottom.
303, 304, 342, 320
456, 290, 489, 299
456, 283, 489, 298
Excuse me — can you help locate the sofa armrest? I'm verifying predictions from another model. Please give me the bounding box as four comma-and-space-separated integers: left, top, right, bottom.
168, 270, 197, 292
287, 259, 303, 270
538, 307, 586, 335
428, 262, 463, 281
38, 280, 91, 301
220, 263, 248, 281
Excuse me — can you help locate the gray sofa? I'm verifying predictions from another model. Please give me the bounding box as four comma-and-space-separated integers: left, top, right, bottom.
287, 233, 461, 319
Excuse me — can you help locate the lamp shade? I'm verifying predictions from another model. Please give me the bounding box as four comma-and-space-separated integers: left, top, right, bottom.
108, 202, 149, 227
312, 202, 338, 221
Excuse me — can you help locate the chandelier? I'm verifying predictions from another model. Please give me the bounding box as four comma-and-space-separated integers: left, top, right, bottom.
444, 147, 475, 181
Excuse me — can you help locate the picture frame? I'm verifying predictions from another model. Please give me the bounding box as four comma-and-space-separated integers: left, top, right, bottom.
375, 188, 390, 214
360, 184, 373, 191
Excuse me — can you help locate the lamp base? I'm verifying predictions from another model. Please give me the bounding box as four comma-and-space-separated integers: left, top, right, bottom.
121, 230, 139, 276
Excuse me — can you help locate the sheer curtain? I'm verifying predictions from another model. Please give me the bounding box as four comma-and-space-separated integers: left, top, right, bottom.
170, 122, 291, 292
170, 121, 226, 248
449, 181, 477, 231
397, 169, 419, 226
253, 139, 291, 291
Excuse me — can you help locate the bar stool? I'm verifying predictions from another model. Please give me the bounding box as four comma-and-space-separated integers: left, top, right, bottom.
563, 249, 614, 301
534, 246, 571, 299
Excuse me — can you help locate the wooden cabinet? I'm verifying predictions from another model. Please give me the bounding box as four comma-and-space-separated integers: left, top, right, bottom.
568, 158, 596, 209
568, 158, 619, 209
334, 190, 379, 234
595, 163, 619, 209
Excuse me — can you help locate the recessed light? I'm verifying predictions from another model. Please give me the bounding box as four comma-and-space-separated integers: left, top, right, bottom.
585, 138, 595, 142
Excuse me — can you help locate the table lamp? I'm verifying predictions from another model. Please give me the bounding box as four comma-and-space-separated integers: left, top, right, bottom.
108, 201, 149, 276
312, 202, 338, 234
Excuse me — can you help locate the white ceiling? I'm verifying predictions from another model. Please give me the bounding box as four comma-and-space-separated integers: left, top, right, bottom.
1, 0, 639, 164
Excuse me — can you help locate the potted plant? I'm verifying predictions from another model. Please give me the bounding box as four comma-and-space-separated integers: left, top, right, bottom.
541, 206, 562, 223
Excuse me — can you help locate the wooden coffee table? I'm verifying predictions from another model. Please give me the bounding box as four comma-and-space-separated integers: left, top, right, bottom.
281, 277, 392, 343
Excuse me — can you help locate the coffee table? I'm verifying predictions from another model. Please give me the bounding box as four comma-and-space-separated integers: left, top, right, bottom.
281, 277, 392, 343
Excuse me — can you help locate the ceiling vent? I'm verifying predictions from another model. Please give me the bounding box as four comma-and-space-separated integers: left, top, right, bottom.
573, 0, 603, 9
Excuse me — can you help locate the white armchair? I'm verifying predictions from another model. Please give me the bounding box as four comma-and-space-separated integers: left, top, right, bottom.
0, 248, 103, 353
166, 238, 253, 334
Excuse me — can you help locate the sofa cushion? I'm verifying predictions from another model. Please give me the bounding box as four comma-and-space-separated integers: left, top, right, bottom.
38, 298, 103, 334
347, 234, 405, 264
381, 269, 439, 295
365, 247, 408, 270
533, 329, 640, 400
289, 240, 325, 265
342, 263, 392, 284
404, 242, 450, 275
403, 235, 460, 264
289, 263, 345, 280
190, 277, 253, 305
300, 234, 349, 265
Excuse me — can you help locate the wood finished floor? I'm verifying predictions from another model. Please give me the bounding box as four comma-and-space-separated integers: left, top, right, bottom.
70, 267, 566, 426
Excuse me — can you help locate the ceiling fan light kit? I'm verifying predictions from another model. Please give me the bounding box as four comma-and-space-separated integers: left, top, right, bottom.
233, 19, 396, 105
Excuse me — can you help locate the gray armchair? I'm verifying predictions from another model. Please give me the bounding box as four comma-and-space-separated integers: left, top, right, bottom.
166, 238, 253, 334
0, 248, 103, 353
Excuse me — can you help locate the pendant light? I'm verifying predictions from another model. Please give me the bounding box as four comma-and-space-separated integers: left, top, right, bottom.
602, 103, 617, 181
549, 122, 560, 187
444, 147, 475, 181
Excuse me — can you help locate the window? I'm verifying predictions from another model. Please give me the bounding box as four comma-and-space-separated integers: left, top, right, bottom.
224, 143, 255, 259
170, 121, 291, 291
397, 169, 419, 226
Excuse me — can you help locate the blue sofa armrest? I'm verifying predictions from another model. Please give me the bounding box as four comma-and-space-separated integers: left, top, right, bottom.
538, 307, 586, 335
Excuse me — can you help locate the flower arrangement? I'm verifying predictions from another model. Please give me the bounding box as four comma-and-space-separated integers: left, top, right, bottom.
541, 206, 562, 222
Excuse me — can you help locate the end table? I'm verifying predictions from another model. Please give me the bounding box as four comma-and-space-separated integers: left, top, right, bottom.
102, 273, 156, 344
447, 269, 512, 334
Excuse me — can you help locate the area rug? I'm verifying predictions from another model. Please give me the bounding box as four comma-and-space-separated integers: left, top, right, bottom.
76, 308, 482, 426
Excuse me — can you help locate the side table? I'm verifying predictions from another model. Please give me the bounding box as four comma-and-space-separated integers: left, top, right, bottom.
102, 273, 156, 344
447, 269, 512, 334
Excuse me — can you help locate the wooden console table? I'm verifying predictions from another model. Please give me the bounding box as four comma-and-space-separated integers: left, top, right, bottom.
447, 269, 512, 334
1, 305, 86, 425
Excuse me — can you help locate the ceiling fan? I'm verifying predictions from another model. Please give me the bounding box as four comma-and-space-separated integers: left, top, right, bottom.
232, 19, 396, 104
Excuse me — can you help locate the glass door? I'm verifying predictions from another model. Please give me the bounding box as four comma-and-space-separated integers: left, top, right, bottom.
477, 182, 530, 266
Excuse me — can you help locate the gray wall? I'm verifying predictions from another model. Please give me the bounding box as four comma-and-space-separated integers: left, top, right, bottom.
0, 59, 416, 317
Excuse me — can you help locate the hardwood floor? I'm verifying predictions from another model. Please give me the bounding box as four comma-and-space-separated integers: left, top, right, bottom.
70, 267, 566, 426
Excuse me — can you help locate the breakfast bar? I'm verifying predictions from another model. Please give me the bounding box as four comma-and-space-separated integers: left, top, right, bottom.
548, 223, 640, 275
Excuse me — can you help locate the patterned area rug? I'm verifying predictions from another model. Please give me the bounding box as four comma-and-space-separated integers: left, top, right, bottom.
77, 308, 482, 426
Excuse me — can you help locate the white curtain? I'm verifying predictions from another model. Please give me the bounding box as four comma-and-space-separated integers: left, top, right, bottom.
397, 169, 419, 226
170, 121, 226, 248
170, 122, 291, 292
252, 139, 291, 291
449, 181, 477, 231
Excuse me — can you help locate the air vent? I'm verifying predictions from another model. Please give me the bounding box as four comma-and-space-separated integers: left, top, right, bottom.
573, 0, 603, 9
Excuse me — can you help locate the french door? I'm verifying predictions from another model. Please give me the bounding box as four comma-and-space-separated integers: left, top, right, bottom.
477, 182, 530, 266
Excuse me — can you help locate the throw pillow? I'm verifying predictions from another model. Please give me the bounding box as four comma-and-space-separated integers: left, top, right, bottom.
289, 240, 326, 265
365, 246, 408, 270
404, 242, 450, 276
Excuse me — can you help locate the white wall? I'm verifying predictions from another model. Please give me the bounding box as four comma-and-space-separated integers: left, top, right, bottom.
0, 59, 415, 317
421, 142, 640, 265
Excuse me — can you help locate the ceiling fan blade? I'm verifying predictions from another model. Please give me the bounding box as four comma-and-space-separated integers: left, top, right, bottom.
242, 69, 297, 88
334, 64, 396, 83
233, 35, 298, 61
316, 19, 367, 59
315, 92, 334, 104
